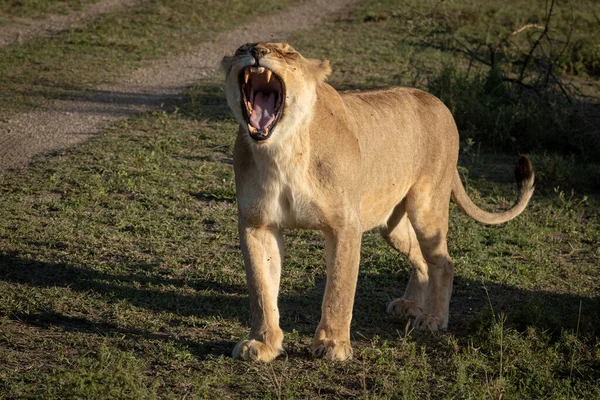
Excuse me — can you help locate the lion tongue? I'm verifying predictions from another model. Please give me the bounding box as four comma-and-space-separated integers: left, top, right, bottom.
249, 92, 276, 130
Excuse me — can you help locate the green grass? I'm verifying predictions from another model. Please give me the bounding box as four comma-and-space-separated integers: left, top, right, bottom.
0, 0, 97, 19
2, 0, 600, 398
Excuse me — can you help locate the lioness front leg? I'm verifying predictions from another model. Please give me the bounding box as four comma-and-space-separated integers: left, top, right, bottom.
233, 224, 284, 362
313, 226, 361, 361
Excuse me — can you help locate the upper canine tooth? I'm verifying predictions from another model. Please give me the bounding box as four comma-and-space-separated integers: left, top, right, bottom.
266, 70, 272, 83
244, 69, 250, 84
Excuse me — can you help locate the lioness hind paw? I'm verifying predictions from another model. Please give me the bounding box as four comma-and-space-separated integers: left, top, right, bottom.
312, 339, 353, 361
413, 313, 447, 331
387, 298, 422, 317
232, 339, 282, 362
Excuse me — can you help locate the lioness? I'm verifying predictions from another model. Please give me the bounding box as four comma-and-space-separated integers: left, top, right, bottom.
221, 43, 534, 362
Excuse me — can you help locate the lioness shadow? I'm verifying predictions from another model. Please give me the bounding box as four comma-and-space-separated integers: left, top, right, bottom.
1, 250, 597, 361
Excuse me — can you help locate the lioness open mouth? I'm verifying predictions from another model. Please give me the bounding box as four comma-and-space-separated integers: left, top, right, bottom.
239, 66, 284, 141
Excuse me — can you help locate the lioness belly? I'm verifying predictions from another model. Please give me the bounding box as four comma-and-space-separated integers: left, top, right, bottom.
359, 180, 410, 231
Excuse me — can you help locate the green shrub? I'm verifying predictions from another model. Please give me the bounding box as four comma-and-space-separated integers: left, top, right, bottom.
428, 66, 600, 163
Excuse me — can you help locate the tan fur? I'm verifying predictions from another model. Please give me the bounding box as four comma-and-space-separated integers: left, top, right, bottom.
222, 43, 535, 362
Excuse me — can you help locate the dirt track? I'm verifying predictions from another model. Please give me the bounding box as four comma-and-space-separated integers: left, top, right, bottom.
0, 0, 359, 170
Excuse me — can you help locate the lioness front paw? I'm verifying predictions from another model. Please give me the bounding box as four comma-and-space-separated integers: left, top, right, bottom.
232, 339, 282, 362
387, 298, 422, 317
413, 313, 447, 331
312, 339, 353, 361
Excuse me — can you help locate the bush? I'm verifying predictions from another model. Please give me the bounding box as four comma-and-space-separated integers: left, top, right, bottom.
428, 65, 600, 163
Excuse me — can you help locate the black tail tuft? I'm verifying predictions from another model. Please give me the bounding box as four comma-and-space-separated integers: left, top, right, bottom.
514, 155, 534, 191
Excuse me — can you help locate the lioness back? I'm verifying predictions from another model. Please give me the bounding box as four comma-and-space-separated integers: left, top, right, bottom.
338, 87, 460, 229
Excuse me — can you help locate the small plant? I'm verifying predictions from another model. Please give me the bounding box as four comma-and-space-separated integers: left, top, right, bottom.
554, 186, 588, 212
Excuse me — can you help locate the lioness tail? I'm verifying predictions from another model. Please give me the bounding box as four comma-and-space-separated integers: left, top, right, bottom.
451, 155, 535, 225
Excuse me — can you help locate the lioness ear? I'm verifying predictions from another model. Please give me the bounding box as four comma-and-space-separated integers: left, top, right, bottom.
220, 55, 234, 74
308, 58, 331, 82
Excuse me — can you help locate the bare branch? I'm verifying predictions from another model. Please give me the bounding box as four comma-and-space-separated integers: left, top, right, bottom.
452, 34, 493, 66
494, 23, 545, 55
502, 77, 537, 92
549, 72, 574, 104
519, 0, 556, 82
511, 23, 546, 37
420, 39, 491, 66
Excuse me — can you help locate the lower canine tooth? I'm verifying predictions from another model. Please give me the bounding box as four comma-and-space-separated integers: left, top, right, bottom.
263, 127, 269, 136
247, 124, 255, 133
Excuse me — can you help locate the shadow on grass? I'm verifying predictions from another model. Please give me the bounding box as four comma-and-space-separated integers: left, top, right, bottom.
3, 77, 187, 116
1, 251, 243, 358
10, 310, 237, 359
1, 251, 598, 361
190, 190, 236, 203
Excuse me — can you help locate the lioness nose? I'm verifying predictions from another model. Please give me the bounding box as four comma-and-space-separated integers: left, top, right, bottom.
250, 46, 269, 60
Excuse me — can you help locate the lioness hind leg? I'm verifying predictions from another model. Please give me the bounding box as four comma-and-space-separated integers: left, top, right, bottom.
405, 189, 454, 331
382, 204, 429, 318
234, 225, 285, 362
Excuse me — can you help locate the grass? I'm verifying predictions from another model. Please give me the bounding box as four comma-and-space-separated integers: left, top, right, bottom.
0, 0, 97, 20
1, 0, 600, 398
